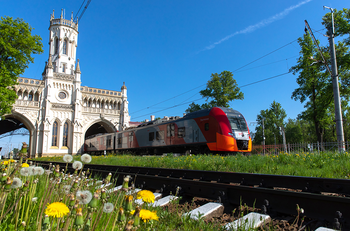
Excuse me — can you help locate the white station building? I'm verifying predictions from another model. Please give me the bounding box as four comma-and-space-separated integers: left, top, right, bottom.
6, 9, 130, 157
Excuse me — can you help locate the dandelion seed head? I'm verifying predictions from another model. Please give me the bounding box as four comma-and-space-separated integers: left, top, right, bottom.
103, 202, 114, 213
11, 177, 23, 189
76, 190, 92, 204
20, 167, 31, 177
81, 154, 92, 163
72, 161, 83, 170
34, 167, 45, 175
63, 154, 73, 163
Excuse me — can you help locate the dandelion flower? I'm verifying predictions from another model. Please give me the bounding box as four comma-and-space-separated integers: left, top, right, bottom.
21, 163, 29, 168
137, 190, 155, 203
2, 161, 9, 166
72, 161, 83, 170
63, 154, 73, 163
45, 202, 70, 218
32, 197, 38, 202
20, 167, 31, 177
103, 202, 114, 213
130, 209, 159, 222
11, 177, 23, 188
81, 154, 92, 163
34, 167, 45, 175
76, 190, 93, 204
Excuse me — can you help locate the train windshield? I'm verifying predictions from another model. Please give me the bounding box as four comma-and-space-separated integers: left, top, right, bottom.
227, 114, 248, 131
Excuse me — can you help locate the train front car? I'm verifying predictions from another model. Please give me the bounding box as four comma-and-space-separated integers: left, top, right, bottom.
206, 107, 252, 153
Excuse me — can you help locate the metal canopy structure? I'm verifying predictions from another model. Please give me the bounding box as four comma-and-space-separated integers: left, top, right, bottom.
0, 118, 26, 136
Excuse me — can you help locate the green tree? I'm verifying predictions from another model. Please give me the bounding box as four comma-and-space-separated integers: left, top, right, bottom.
186, 71, 243, 113
253, 101, 287, 145
290, 31, 334, 143
0, 16, 43, 117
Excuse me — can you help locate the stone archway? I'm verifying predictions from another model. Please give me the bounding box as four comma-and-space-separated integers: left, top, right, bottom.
2, 112, 36, 157
83, 119, 117, 140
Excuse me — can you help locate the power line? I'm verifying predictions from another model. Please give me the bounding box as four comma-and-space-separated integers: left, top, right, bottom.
132, 71, 292, 120
131, 38, 301, 117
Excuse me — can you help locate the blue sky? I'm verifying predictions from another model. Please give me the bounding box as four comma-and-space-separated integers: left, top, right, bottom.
0, 0, 349, 155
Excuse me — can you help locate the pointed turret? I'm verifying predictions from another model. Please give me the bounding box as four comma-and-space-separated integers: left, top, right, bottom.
75, 59, 81, 74
47, 55, 53, 69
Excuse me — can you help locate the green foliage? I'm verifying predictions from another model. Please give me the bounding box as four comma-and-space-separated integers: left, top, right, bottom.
0, 16, 43, 117
186, 71, 243, 113
253, 101, 286, 145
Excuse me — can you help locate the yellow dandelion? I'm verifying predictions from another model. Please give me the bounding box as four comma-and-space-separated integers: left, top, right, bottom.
2, 161, 9, 166
9, 159, 15, 163
21, 163, 29, 168
45, 202, 70, 218
130, 209, 159, 222
137, 190, 155, 203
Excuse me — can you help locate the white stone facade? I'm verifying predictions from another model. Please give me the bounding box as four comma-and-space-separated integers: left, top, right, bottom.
8, 10, 130, 157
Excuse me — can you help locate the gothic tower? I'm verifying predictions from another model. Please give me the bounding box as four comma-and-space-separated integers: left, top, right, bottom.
10, 9, 129, 157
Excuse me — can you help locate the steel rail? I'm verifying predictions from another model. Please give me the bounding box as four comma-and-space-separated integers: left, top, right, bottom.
34, 161, 350, 229
34, 160, 350, 195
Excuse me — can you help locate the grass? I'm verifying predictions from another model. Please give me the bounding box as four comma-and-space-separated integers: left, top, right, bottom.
0, 155, 230, 231
35, 151, 350, 179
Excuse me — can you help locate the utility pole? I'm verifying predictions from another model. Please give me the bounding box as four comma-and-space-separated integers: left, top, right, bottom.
262, 118, 265, 155
324, 6, 345, 151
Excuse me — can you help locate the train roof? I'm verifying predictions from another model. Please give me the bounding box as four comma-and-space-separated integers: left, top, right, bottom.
136, 107, 243, 129
183, 107, 242, 119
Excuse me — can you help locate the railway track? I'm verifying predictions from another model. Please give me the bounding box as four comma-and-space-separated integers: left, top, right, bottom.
33, 160, 350, 230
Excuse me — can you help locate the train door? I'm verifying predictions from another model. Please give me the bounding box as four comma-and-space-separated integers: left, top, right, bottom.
167, 123, 175, 145
129, 132, 134, 148
193, 129, 199, 143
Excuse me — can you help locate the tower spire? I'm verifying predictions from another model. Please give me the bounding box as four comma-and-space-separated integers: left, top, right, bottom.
75, 59, 81, 74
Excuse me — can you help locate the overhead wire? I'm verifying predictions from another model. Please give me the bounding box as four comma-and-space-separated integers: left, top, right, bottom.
130, 27, 327, 118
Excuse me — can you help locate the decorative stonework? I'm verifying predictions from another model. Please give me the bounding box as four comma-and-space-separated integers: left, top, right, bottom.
53, 73, 75, 81
7, 10, 130, 158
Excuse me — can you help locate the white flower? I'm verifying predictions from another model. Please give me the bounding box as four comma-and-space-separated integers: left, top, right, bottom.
103, 202, 114, 213
11, 177, 23, 188
72, 161, 83, 170
32, 197, 38, 202
76, 190, 93, 204
34, 167, 45, 175
63, 154, 73, 163
81, 154, 92, 163
20, 167, 31, 177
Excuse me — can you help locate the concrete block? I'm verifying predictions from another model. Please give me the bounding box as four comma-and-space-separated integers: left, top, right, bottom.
224, 212, 270, 230
152, 195, 178, 207
183, 202, 224, 220
315, 228, 338, 231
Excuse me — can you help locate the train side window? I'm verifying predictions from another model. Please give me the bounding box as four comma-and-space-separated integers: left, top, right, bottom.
106, 135, 112, 148
129, 132, 133, 142
118, 137, 122, 145
205, 123, 209, 131
156, 131, 164, 140
178, 127, 185, 138
149, 132, 154, 141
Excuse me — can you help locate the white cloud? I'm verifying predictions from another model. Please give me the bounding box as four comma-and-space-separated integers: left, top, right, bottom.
200, 0, 312, 52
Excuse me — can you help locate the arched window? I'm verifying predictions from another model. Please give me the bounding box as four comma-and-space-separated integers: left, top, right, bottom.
28, 92, 33, 101
63, 39, 68, 55
54, 37, 59, 55
62, 122, 68, 147
52, 121, 58, 146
